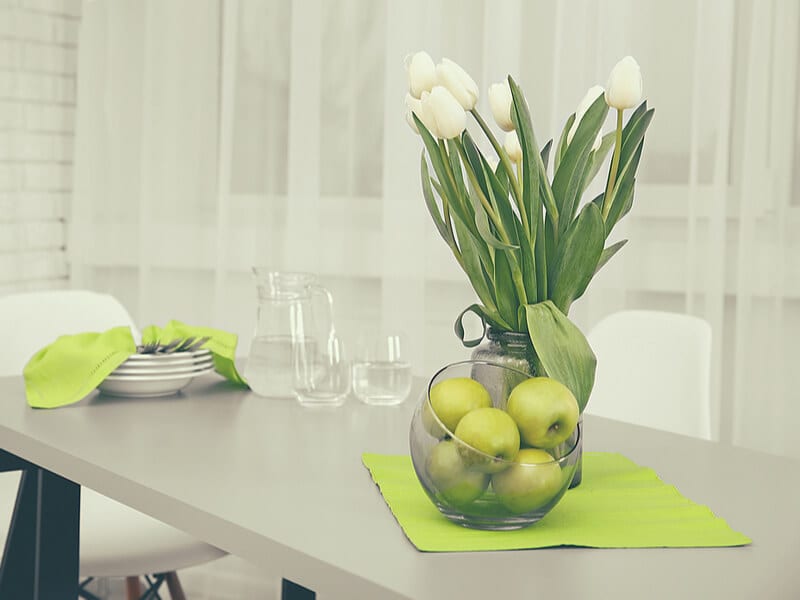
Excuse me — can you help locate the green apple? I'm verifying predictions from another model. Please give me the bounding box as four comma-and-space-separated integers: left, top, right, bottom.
426, 377, 492, 436
506, 377, 579, 449
454, 407, 520, 473
491, 448, 563, 514
425, 440, 490, 506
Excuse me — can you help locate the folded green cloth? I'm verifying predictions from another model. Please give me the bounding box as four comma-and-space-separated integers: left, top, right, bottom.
141, 321, 247, 388
362, 452, 751, 551
24, 320, 248, 409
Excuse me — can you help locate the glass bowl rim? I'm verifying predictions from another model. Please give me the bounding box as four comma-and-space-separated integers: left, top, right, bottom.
424, 359, 582, 468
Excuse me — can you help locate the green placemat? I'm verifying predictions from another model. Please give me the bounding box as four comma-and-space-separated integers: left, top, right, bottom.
362, 452, 751, 551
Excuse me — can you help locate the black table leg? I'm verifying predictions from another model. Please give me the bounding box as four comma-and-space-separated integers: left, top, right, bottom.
0, 452, 80, 600
282, 578, 316, 599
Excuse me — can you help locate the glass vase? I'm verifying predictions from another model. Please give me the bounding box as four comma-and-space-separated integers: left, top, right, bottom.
470, 327, 583, 488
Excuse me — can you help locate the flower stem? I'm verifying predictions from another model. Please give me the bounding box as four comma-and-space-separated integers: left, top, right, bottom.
469, 109, 529, 235
454, 139, 529, 308
453, 141, 504, 236
602, 109, 624, 220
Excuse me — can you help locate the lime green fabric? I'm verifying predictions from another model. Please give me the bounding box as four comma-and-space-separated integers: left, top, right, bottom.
24, 327, 137, 409
141, 320, 247, 386
362, 452, 751, 551
24, 321, 248, 409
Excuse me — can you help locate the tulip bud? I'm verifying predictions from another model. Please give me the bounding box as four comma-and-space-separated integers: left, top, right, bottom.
504, 130, 522, 162
488, 81, 515, 132
405, 92, 441, 137
405, 51, 438, 99
567, 85, 605, 144
604, 56, 643, 110
421, 86, 467, 139
404, 93, 422, 134
436, 58, 479, 110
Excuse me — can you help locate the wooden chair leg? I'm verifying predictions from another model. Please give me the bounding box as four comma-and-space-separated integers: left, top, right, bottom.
125, 576, 142, 600
165, 571, 186, 600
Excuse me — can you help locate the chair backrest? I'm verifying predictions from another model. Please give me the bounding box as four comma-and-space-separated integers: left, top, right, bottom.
585, 309, 712, 439
0, 290, 138, 376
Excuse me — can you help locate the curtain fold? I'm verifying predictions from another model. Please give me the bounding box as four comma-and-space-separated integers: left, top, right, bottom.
71, 0, 799, 458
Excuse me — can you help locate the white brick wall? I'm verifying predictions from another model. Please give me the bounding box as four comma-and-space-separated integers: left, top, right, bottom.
0, 0, 80, 290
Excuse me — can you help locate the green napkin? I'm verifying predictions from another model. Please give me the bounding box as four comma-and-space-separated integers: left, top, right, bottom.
24, 320, 248, 409
141, 320, 247, 386
362, 452, 751, 551
24, 327, 137, 409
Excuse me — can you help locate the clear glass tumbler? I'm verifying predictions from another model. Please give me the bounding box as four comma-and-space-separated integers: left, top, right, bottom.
351, 333, 412, 406
293, 334, 349, 407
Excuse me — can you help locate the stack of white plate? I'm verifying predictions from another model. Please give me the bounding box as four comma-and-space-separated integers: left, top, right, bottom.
97, 349, 214, 398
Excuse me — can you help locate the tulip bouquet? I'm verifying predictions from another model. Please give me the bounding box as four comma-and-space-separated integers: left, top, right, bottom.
404, 53, 654, 410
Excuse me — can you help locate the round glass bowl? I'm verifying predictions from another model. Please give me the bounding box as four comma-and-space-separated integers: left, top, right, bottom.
409, 360, 582, 530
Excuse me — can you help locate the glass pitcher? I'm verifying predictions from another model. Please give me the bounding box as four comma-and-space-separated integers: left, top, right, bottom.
245, 270, 345, 402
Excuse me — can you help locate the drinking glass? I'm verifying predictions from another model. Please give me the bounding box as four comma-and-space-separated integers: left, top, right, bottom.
351, 332, 412, 406
293, 334, 349, 407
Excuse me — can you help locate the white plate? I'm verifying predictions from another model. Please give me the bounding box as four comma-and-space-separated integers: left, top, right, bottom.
103, 366, 214, 382
111, 359, 214, 376
125, 349, 211, 362
97, 366, 214, 398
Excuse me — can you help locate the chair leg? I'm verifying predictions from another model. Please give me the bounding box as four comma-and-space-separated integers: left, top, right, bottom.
165, 571, 186, 600
125, 576, 142, 600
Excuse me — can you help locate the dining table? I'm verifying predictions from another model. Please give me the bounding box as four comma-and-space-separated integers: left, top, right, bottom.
0, 372, 798, 600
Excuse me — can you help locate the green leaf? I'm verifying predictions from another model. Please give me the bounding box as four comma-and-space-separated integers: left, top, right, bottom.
555, 113, 576, 173
619, 109, 653, 176
606, 144, 641, 232
594, 239, 628, 275
414, 115, 460, 207
445, 139, 469, 200
524, 301, 596, 412
465, 133, 521, 246
432, 177, 497, 310
454, 304, 492, 348
581, 131, 616, 197
420, 154, 452, 246
448, 204, 501, 316
549, 202, 605, 314
508, 76, 555, 229
535, 208, 548, 301
552, 94, 609, 238
540, 139, 553, 173
493, 248, 519, 327
431, 174, 493, 269
603, 106, 653, 210
468, 186, 518, 250
513, 218, 537, 305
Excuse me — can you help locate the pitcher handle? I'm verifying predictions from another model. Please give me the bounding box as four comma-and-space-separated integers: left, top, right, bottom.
308, 283, 338, 350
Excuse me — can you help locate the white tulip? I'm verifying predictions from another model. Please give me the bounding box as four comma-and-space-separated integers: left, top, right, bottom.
567, 85, 605, 144
488, 81, 515, 132
421, 86, 467, 139
405, 51, 438, 99
504, 130, 522, 162
604, 56, 643, 110
404, 93, 424, 134
436, 58, 479, 110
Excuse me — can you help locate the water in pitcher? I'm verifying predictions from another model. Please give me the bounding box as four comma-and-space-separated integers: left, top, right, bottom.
245, 335, 295, 398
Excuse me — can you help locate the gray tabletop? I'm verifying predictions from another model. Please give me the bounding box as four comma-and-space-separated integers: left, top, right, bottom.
0, 374, 798, 600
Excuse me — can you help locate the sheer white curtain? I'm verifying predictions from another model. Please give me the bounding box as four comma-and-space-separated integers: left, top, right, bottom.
71, 0, 800, 458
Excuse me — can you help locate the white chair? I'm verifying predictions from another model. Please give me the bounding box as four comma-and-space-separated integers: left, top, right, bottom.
0, 290, 227, 599
585, 309, 713, 439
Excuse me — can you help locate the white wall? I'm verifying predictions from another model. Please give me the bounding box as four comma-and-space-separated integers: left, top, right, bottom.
0, 0, 81, 292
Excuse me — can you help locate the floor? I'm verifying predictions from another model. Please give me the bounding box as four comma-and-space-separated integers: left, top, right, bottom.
82, 556, 281, 599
